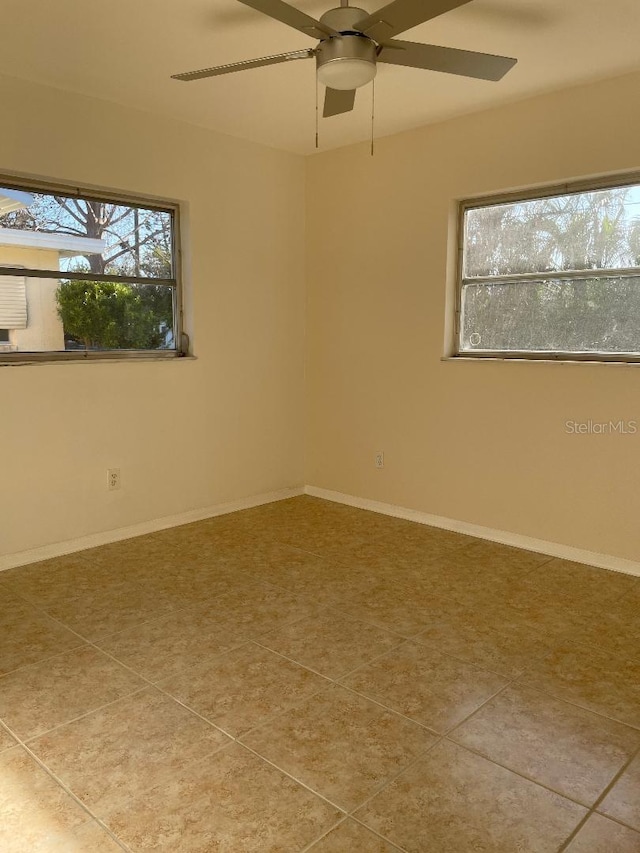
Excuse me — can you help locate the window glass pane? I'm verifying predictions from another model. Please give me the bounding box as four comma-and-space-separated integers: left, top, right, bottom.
0, 329, 9, 342
0, 187, 173, 279
0, 275, 175, 353
464, 186, 640, 278
460, 277, 640, 354
59, 279, 176, 351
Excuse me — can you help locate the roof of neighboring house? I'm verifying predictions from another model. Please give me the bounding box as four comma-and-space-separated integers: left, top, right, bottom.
0, 189, 34, 214
0, 227, 105, 257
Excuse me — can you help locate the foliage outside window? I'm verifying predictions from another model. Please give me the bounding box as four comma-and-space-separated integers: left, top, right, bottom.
457, 177, 640, 362
0, 178, 181, 362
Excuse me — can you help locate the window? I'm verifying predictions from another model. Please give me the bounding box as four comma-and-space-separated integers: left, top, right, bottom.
0, 177, 182, 363
457, 175, 640, 362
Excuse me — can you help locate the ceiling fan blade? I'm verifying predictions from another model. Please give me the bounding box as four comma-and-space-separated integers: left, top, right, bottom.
323, 87, 356, 117
354, 0, 472, 41
236, 0, 338, 39
172, 48, 314, 81
378, 40, 517, 81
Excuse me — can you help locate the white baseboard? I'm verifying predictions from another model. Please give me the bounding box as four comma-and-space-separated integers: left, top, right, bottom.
305, 485, 640, 578
0, 486, 304, 572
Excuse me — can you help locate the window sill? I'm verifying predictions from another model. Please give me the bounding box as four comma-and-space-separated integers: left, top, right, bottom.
0, 354, 197, 368
441, 355, 640, 367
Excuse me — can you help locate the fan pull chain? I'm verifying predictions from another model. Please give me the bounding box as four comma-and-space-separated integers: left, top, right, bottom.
315, 79, 319, 150
371, 77, 376, 157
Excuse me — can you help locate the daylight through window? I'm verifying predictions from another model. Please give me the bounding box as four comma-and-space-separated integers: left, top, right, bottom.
457, 177, 640, 362
0, 179, 181, 362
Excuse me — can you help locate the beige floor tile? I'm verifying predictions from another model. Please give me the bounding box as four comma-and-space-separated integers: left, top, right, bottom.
0, 745, 122, 852
228, 542, 332, 585
415, 616, 559, 678
103, 742, 342, 852
355, 740, 586, 853
388, 523, 475, 551
337, 584, 450, 637
57, 821, 126, 852
43, 582, 179, 641
276, 528, 374, 558
115, 560, 252, 606
328, 527, 471, 575
0, 594, 83, 676
257, 611, 405, 679
96, 607, 245, 681
83, 534, 177, 567
309, 819, 402, 852
458, 540, 553, 574
291, 567, 377, 611
570, 603, 640, 664
5, 554, 179, 640
241, 684, 437, 811
565, 814, 640, 852
30, 688, 231, 813
402, 593, 533, 636
156, 516, 265, 554
1, 555, 98, 605
522, 559, 638, 606
484, 586, 614, 639
518, 645, 640, 729
159, 642, 328, 736
599, 752, 640, 831
0, 646, 144, 740
341, 641, 507, 733
200, 582, 323, 637
451, 684, 640, 805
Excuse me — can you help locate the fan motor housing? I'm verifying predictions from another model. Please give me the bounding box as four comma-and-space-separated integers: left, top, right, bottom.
316, 34, 377, 81
318, 6, 370, 33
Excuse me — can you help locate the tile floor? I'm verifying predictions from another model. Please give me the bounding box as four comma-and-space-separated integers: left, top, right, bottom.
1, 495, 639, 851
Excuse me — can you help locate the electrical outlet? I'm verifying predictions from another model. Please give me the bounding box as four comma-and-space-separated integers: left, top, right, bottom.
107, 468, 121, 491
375, 451, 384, 469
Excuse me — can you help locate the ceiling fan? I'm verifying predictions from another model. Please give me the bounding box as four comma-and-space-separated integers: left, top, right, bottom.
172, 0, 517, 118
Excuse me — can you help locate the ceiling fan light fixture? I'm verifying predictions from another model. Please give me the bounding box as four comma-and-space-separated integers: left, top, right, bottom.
317, 57, 377, 90
316, 34, 378, 90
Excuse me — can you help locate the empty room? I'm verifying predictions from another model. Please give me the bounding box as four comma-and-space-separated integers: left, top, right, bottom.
1, 0, 639, 850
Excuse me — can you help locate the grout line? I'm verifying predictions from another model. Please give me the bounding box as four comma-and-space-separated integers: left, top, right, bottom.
21, 686, 150, 745
297, 815, 352, 853
252, 632, 409, 684
5, 604, 246, 741
350, 815, 414, 852
442, 735, 594, 812
300, 814, 410, 853
0, 716, 133, 853
441, 679, 518, 737
0, 636, 90, 680
513, 670, 640, 733
238, 741, 348, 815
588, 809, 640, 836
345, 736, 444, 818
557, 742, 640, 851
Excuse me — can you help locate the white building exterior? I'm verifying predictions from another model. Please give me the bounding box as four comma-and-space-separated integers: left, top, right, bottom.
0, 191, 105, 352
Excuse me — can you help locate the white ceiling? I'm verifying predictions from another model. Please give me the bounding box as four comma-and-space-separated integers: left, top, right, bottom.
3, 0, 640, 155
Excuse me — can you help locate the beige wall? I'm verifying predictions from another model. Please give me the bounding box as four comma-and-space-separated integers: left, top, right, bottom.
306, 70, 640, 563
0, 74, 306, 557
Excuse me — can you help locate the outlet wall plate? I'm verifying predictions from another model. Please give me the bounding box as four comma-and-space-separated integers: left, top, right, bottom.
375, 452, 384, 469
107, 468, 121, 491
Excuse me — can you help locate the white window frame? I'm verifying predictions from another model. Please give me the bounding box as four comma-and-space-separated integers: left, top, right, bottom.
455, 172, 640, 364
0, 174, 184, 364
